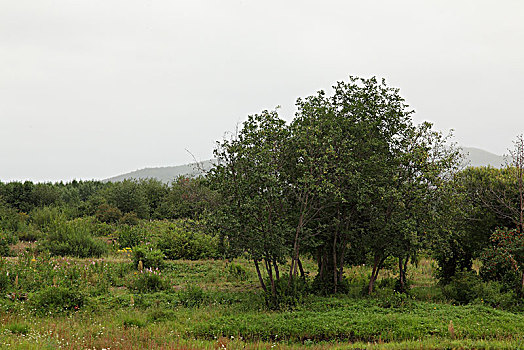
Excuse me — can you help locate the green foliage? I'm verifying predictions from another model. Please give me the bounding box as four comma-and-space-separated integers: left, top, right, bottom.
116, 224, 145, 249
178, 284, 207, 307
6, 323, 30, 335
226, 262, 250, 281
480, 228, 524, 295
95, 203, 122, 223
442, 270, 483, 305
131, 270, 165, 293
132, 245, 165, 269
0, 231, 17, 256
38, 219, 108, 258
120, 211, 139, 225
31, 285, 86, 313
122, 316, 147, 328
156, 219, 218, 260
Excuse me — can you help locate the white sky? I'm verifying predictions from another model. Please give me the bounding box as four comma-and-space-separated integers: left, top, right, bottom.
1, 0, 523, 182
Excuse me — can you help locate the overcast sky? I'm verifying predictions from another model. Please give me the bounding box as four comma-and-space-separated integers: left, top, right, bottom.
1, 0, 523, 182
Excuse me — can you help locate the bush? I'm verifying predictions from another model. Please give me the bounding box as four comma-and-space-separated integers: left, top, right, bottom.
38, 219, 108, 258
178, 284, 207, 307
120, 212, 140, 226
264, 276, 308, 310
116, 225, 145, 249
95, 203, 122, 223
0, 232, 17, 256
131, 270, 165, 293
132, 246, 165, 270
31, 286, 85, 313
442, 270, 482, 304
7, 323, 30, 335
30, 206, 67, 231
226, 262, 250, 281
156, 220, 218, 260
122, 316, 146, 328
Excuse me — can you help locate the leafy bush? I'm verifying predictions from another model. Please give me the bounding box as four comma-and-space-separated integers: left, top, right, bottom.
7, 323, 30, 335
38, 219, 108, 258
120, 212, 140, 226
116, 225, 145, 249
132, 246, 165, 270
264, 276, 309, 310
131, 270, 165, 293
0, 231, 17, 256
442, 270, 483, 304
156, 220, 218, 260
480, 228, 524, 296
178, 284, 207, 307
31, 286, 85, 313
30, 206, 67, 231
226, 262, 250, 281
95, 203, 122, 223
122, 316, 146, 328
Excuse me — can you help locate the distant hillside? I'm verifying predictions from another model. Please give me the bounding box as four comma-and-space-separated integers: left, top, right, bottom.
104, 147, 505, 183
461, 147, 505, 168
103, 160, 215, 184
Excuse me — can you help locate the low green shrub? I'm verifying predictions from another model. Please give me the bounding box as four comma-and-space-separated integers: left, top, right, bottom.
0, 231, 17, 256
226, 262, 250, 281
442, 270, 482, 304
131, 270, 165, 293
31, 285, 86, 313
132, 246, 165, 270
116, 225, 145, 249
38, 219, 108, 258
122, 316, 147, 328
156, 220, 218, 260
178, 284, 207, 307
7, 323, 30, 335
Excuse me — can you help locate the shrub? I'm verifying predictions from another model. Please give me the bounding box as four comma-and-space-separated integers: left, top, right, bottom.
7, 323, 30, 335
131, 271, 165, 293
178, 284, 206, 307
226, 262, 250, 281
0, 232, 17, 256
95, 203, 122, 223
264, 276, 308, 310
120, 212, 140, 226
442, 270, 482, 304
116, 225, 145, 249
31, 286, 85, 313
480, 228, 524, 296
30, 206, 67, 231
122, 316, 146, 328
132, 246, 165, 270
38, 219, 108, 258
156, 220, 218, 260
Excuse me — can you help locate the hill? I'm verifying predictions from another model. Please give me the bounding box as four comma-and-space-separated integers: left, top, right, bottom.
103, 147, 505, 183
103, 159, 215, 183
461, 147, 505, 168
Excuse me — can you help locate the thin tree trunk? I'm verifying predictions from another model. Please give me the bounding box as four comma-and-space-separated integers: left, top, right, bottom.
333, 229, 338, 293
297, 258, 305, 279
273, 258, 280, 281
254, 259, 267, 292
265, 259, 276, 297
338, 235, 349, 283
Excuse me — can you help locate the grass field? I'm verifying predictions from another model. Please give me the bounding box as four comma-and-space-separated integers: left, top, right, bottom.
1, 254, 523, 349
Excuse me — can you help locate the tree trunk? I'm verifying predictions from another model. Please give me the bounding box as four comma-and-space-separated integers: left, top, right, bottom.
333, 229, 338, 293
265, 259, 276, 297
254, 259, 267, 292
368, 254, 385, 295
297, 258, 305, 279
273, 258, 280, 281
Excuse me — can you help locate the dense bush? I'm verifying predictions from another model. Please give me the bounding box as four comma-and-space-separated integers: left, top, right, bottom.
95, 203, 122, 223
178, 284, 207, 307
156, 220, 218, 260
38, 219, 108, 258
116, 225, 145, 249
131, 270, 165, 292
31, 285, 86, 313
0, 231, 17, 256
132, 245, 165, 270
480, 228, 524, 296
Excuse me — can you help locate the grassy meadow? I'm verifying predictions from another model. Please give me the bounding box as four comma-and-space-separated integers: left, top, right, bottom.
1, 241, 523, 350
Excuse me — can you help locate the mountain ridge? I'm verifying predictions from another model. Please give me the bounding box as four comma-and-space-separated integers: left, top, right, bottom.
103, 147, 505, 183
